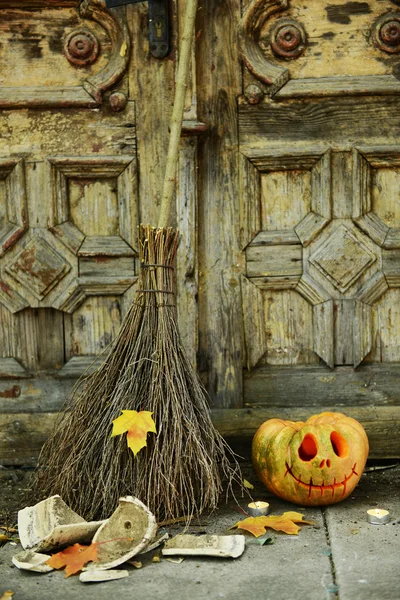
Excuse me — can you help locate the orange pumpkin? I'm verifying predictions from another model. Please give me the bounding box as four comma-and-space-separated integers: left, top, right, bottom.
252, 412, 369, 506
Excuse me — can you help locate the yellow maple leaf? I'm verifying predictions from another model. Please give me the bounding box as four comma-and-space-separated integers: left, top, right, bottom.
111, 410, 157, 456
231, 511, 314, 537
46, 542, 98, 577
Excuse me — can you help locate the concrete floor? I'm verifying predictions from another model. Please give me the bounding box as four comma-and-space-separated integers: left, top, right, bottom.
0, 462, 399, 600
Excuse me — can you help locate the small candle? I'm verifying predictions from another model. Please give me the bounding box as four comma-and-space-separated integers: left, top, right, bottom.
247, 501, 270, 517
367, 508, 390, 525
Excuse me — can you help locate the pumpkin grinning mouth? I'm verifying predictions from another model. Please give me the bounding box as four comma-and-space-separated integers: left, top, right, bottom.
285, 462, 359, 498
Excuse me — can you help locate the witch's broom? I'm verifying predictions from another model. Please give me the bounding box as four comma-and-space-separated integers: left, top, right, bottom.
31, 0, 243, 522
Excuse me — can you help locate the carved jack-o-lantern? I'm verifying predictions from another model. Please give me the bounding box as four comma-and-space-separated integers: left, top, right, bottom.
252, 412, 369, 506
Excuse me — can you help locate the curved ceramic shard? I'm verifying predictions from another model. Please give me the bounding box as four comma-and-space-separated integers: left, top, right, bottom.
162, 534, 246, 558
79, 569, 129, 583
86, 496, 157, 571
18, 495, 105, 552
12, 550, 54, 573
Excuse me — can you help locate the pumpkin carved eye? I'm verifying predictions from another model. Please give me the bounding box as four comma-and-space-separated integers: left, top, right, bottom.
298, 434, 318, 461
330, 431, 349, 457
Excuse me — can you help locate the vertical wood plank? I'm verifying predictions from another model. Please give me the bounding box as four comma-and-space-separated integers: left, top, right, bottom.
241, 275, 266, 370
313, 300, 334, 368
127, 2, 176, 226
0, 304, 14, 357
334, 299, 355, 365
14, 308, 64, 373
263, 290, 318, 366
64, 296, 122, 359
332, 152, 353, 219
176, 138, 198, 367
369, 290, 400, 363
354, 300, 372, 368
25, 161, 50, 228
261, 170, 311, 231
197, 0, 243, 407
239, 152, 260, 249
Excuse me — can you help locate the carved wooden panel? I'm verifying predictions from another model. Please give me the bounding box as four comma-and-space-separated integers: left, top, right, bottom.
0, 109, 138, 379
0, 0, 130, 108
240, 0, 400, 99
241, 144, 400, 369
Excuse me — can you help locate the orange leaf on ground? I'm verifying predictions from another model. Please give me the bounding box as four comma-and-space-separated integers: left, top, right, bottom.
46, 542, 98, 577
231, 511, 314, 537
111, 410, 157, 456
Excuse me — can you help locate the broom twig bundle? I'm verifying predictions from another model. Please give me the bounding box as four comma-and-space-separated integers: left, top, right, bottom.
32, 225, 242, 521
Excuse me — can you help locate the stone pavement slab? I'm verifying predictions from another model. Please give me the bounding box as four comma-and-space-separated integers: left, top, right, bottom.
326, 464, 400, 600
0, 463, 399, 600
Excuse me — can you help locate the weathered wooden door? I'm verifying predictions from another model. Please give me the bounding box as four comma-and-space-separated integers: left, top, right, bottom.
236, 0, 400, 455
1, 0, 399, 464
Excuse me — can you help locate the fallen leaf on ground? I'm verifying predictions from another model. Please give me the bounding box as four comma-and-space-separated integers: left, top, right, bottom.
111, 410, 157, 456
231, 511, 314, 537
0, 534, 10, 543
46, 543, 98, 577
0, 592, 14, 600
243, 479, 254, 490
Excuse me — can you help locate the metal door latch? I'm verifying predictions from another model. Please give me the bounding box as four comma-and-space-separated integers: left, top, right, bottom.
105, 0, 170, 58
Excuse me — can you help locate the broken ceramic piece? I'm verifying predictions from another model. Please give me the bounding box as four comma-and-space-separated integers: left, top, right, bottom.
162, 534, 246, 558
79, 569, 129, 583
139, 532, 169, 554
85, 496, 157, 571
18, 495, 105, 552
12, 550, 54, 573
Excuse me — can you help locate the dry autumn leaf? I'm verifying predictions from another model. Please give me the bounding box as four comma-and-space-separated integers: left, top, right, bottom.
46, 542, 98, 577
0, 592, 14, 600
231, 511, 314, 538
111, 410, 157, 456
243, 479, 254, 490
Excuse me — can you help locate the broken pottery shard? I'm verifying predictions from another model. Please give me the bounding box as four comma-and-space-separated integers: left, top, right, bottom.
162, 534, 246, 558
18, 495, 105, 552
139, 532, 169, 554
85, 496, 157, 571
79, 569, 130, 583
12, 550, 55, 573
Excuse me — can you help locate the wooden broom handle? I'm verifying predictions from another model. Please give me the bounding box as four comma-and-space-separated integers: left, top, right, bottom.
158, 0, 198, 228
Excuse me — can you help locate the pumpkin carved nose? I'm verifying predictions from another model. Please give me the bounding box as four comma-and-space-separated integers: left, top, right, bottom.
319, 459, 331, 468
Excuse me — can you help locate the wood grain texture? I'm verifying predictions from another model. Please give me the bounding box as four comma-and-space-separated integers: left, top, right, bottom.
275, 76, 400, 99
368, 290, 400, 363
245, 365, 400, 408
246, 244, 302, 277
239, 98, 400, 148
239, 152, 261, 249
354, 300, 372, 369
197, 0, 243, 408
127, 2, 175, 225
261, 169, 311, 230
262, 290, 318, 366
241, 275, 266, 370
334, 299, 355, 366
176, 138, 198, 367
64, 296, 123, 360
313, 300, 334, 369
